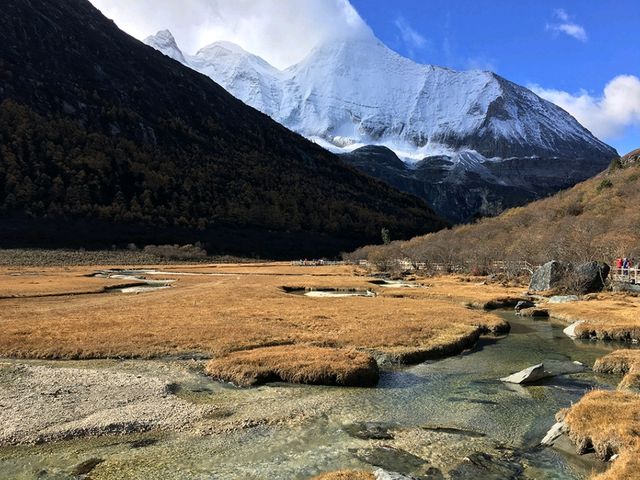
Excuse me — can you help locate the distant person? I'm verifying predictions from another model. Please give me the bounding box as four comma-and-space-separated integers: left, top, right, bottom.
616, 257, 623, 273
623, 257, 629, 275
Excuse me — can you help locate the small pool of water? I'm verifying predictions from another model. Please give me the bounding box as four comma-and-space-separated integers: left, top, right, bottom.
284, 287, 376, 298
94, 271, 174, 294
0, 313, 633, 479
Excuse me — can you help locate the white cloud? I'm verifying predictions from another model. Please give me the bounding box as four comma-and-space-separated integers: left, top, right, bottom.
530, 75, 640, 140
556, 23, 587, 42
89, 0, 372, 69
554, 8, 569, 22
546, 9, 587, 42
394, 16, 428, 52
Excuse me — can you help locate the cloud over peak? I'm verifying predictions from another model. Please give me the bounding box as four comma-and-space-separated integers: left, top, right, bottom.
90, 0, 372, 69
394, 16, 429, 55
531, 75, 640, 141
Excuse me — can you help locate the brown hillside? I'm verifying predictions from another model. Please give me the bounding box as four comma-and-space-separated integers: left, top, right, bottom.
352, 152, 640, 268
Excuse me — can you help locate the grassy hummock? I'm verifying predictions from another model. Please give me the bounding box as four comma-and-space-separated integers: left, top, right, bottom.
205, 345, 379, 387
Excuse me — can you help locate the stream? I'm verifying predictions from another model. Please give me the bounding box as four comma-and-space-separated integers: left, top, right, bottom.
0, 312, 632, 479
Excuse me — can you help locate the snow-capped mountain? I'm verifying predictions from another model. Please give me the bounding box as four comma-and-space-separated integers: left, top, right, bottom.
144, 30, 186, 65
144, 30, 617, 222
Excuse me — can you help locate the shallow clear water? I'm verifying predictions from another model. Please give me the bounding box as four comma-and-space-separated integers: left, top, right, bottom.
0, 312, 632, 479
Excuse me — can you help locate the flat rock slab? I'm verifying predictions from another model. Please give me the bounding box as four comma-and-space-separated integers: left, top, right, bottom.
548, 295, 580, 304
350, 446, 429, 475
500, 363, 553, 384
374, 468, 422, 480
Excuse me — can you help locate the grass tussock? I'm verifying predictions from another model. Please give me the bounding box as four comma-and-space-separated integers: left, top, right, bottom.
592, 446, 640, 480
563, 388, 640, 479
544, 294, 640, 342
205, 345, 379, 387
594, 350, 640, 375
564, 348, 640, 479
311, 471, 375, 480
594, 350, 640, 391
562, 390, 640, 460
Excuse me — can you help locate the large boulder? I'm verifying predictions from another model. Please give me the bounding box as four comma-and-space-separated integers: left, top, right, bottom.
574, 261, 610, 293
529, 261, 570, 292
529, 261, 609, 294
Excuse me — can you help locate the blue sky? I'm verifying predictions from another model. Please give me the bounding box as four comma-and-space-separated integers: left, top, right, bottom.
351, 0, 640, 154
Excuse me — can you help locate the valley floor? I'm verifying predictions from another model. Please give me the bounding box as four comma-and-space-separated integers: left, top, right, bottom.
0, 261, 638, 478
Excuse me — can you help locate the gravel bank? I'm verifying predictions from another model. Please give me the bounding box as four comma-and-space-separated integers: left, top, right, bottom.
0, 363, 216, 445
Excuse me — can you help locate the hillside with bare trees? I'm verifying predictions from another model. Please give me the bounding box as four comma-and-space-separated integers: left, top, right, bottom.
351, 151, 640, 273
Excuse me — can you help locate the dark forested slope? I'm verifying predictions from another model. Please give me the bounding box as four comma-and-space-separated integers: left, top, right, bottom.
0, 0, 445, 257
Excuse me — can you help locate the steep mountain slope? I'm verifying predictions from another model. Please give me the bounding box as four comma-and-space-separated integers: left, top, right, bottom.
340, 145, 599, 222
146, 31, 617, 223
352, 150, 640, 268
0, 0, 446, 257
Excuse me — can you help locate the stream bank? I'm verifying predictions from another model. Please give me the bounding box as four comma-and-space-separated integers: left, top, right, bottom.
0, 312, 631, 479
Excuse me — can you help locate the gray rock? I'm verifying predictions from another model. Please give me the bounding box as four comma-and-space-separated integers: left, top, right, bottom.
343, 422, 394, 440
548, 295, 580, 303
574, 261, 610, 293
540, 421, 566, 446
448, 452, 523, 479
529, 261, 570, 292
350, 446, 428, 474
374, 468, 420, 480
500, 363, 552, 384
529, 261, 610, 294
514, 300, 535, 311
563, 321, 585, 339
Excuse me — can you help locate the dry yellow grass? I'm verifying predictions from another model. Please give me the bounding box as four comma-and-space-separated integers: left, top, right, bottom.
388, 275, 527, 309
545, 293, 640, 341
563, 390, 640, 459
592, 447, 640, 480
594, 350, 640, 375
0, 269, 144, 298
205, 345, 379, 387
563, 348, 640, 479
311, 471, 374, 480
0, 266, 507, 382
594, 350, 640, 391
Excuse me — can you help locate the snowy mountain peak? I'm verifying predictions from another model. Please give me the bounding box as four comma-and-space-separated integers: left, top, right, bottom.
197, 41, 255, 61
144, 31, 615, 165
144, 30, 186, 65
193, 41, 278, 74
